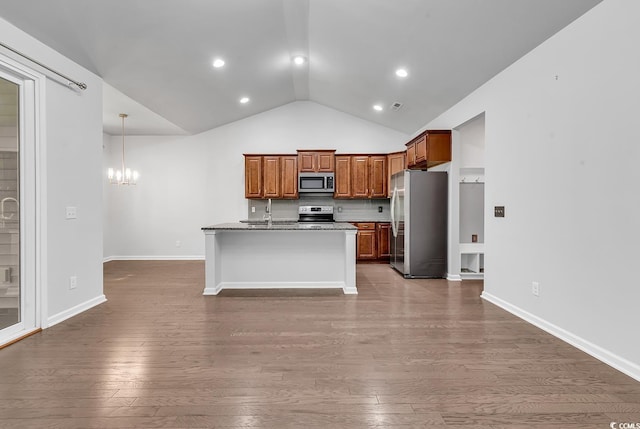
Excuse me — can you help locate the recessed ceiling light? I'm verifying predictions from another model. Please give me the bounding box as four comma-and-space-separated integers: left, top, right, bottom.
293, 55, 307, 65
212, 58, 225, 68
373, 104, 383, 112
240, 97, 250, 104
395, 68, 408, 78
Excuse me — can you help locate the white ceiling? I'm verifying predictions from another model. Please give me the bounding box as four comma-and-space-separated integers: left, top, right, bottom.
0, 0, 602, 136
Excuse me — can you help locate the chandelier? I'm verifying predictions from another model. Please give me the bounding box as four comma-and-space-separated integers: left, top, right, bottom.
107, 113, 139, 185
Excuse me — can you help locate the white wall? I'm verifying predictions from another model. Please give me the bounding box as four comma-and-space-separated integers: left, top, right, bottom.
103, 101, 408, 259
424, 0, 640, 379
1, 17, 105, 326
458, 114, 485, 169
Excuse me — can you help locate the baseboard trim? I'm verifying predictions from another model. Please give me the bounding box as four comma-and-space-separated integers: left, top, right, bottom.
46, 295, 107, 328
447, 274, 462, 281
103, 255, 205, 263
204, 281, 353, 295
0, 328, 42, 350
481, 291, 640, 382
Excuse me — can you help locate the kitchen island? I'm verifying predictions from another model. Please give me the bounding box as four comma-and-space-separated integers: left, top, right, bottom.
201, 222, 358, 295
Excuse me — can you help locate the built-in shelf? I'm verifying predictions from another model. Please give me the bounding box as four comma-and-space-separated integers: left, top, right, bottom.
460, 242, 484, 279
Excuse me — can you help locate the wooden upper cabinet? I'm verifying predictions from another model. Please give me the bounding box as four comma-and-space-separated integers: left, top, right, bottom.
244, 156, 263, 198
334, 155, 352, 198
298, 152, 315, 172
297, 150, 336, 172
280, 156, 298, 199
262, 156, 281, 198
406, 142, 416, 168
406, 130, 452, 169
414, 134, 427, 164
387, 151, 406, 197
316, 151, 335, 172
335, 155, 387, 199
369, 155, 387, 198
425, 130, 452, 167
351, 156, 370, 198
244, 154, 298, 199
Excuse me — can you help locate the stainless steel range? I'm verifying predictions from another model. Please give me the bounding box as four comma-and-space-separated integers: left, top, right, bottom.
298, 205, 334, 223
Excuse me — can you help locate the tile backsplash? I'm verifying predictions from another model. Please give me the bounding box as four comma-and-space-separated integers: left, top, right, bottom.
247, 196, 391, 222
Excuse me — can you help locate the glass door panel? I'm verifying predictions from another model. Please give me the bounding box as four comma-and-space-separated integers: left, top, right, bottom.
0, 77, 20, 331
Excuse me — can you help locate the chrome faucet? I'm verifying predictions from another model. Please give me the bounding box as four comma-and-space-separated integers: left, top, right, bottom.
263, 198, 272, 227
0, 197, 18, 220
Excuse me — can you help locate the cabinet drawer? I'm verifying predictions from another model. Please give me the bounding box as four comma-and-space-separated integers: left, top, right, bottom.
354, 222, 375, 230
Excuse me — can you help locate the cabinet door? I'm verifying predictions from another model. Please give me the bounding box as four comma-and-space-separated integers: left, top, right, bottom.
425, 131, 452, 168
351, 156, 369, 198
298, 152, 316, 172
406, 142, 416, 167
415, 134, 427, 164
317, 152, 335, 172
244, 156, 263, 198
334, 156, 352, 198
356, 224, 377, 260
369, 155, 387, 198
262, 156, 281, 198
387, 152, 405, 197
376, 223, 390, 259
280, 156, 298, 199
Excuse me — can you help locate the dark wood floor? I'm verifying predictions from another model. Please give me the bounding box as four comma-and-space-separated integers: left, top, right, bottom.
0, 261, 638, 428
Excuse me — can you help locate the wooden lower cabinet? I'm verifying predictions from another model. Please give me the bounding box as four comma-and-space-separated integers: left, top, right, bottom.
354, 223, 377, 260
377, 222, 391, 259
353, 222, 390, 261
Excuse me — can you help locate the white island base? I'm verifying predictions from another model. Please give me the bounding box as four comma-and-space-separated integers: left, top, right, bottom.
203, 224, 357, 295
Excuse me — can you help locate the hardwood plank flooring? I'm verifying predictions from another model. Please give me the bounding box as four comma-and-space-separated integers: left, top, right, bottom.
0, 260, 638, 428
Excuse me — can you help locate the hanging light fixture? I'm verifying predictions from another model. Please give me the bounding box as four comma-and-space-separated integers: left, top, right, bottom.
107, 113, 139, 185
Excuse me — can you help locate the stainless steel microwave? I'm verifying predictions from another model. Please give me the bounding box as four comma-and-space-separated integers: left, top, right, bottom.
298, 172, 335, 193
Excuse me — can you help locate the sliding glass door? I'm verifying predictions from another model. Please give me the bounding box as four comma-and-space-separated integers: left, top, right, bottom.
0, 62, 38, 345
0, 77, 20, 332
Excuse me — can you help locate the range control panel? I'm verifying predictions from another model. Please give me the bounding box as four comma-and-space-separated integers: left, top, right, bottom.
298, 206, 334, 214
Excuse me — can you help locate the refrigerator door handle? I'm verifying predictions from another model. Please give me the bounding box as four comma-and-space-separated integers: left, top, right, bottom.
390, 186, 398, 238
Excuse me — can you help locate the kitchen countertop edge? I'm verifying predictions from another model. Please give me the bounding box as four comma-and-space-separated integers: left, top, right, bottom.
202, 222, 358, 231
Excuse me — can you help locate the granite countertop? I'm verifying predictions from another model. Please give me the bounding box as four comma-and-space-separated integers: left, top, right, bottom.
239, 219, 298, 224
338, 219, 392, 223
202, 222, 357, 231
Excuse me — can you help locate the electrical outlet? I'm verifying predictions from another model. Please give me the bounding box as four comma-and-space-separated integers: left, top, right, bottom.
251, 206, 255, 213
175, 240, 181, 247
66, 206, 77, 219
532, 281, 539, 297
69, 276, 77, 290
337, 206, 342, 213
494, 206, 505, 217
378, 206, 383, 213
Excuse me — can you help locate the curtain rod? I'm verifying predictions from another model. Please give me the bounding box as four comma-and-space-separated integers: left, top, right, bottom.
0, 41, 87, 90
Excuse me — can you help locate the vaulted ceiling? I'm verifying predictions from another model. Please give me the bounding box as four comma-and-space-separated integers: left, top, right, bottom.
0, 0, 602, 136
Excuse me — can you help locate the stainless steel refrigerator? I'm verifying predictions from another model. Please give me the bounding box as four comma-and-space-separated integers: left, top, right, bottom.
390, 170, 448, 278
